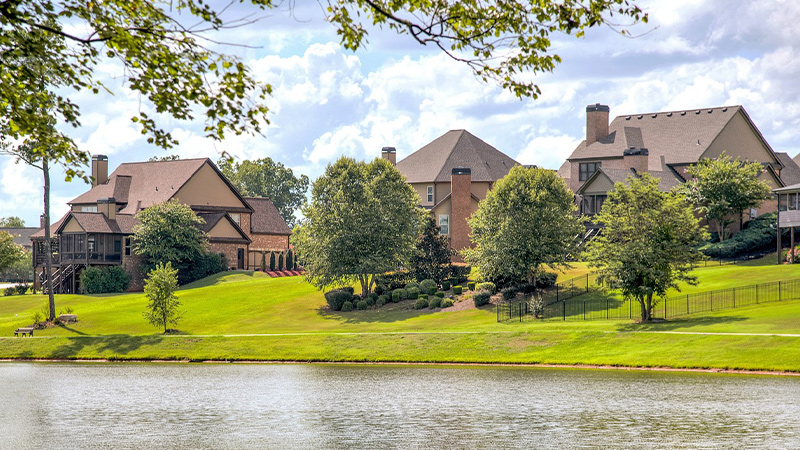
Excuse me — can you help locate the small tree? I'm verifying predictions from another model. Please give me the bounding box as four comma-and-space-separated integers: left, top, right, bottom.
261, 251, 267, 271
278, 252, 284, 271
463, 166, 583, 287
0, 231, 23, 273
587, 174, 707, 322
681, 153, 771, 241
293, 157, 424, 296
269, 251, 276, 271
143, 262, 182, 334
286, 250, 294, 271
0, 217, 25, 227
411, 216, 455, 283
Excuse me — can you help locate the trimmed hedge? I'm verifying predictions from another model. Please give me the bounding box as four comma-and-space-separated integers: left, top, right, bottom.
414, 298, 429, 309
441, 281, 451, 291
453, 285, 463, 295
324, 289, 353, 311
473, 291, 491, 307
475, 282, 496, 294
407, 287, 420, 299
700, 213, 777, 259
441, 299, 454, 308
467, 281, 476, 291
450, 265, 471, 282
80, 266, 131, 294
356, 300, 368, 310
376, 271, 415, 291
420, 279, 437, 295
434, 291, 445, 298
341, 301, 354, 312
428, 297, 442, 309
377, 295, 388, 307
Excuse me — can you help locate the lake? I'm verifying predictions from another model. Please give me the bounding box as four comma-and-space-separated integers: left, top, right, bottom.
1, 362, 798, 449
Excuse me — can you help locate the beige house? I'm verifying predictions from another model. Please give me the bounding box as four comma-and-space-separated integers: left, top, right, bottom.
388, 130, 519, 259
32, 156, 290, 293
560, 103, 800, 234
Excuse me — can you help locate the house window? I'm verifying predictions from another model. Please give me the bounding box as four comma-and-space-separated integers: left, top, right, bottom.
81, 205, 98, 212
124, 237, 131, 256
779, 194, 787, 212
427, 186, 434, 203
439, 214, 449, 235
790, 194, 797, 211
114, 237, 122, 253
579, 162, 601, 181
88, 236, 96, 253
230, 213, 241, 225
580, 194, 607, 215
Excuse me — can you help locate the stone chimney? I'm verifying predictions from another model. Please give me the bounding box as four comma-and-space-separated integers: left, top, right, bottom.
586, 103, 610, 146
40, 214, 46, 229
450, 167, 472, 258
623, 147, 649, 173
98, 197, 116, 220
381, 147, 397, 165
92, 155, 108, 187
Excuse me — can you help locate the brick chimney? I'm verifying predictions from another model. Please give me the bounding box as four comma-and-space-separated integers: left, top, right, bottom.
98, 197, 116, 220
450, 167, 472, 258
40, 214, 46, 229
586, 104, 610, 146
91, 155, 108, 187
623, 147, 649, 173
381, 147, 397, 165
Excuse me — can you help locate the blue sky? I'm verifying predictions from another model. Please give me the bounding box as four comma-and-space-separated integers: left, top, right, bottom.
2, 0, 800, 226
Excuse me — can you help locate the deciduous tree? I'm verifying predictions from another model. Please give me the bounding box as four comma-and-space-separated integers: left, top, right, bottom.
411, 216, 454, 283
0, 231, 23, 273
143, 262, 182, 334
680, 154, 772, 241
463, 166, 582, 287
293, 157, 424, 296
0, 217, 25, 227
586, 174, 707, 322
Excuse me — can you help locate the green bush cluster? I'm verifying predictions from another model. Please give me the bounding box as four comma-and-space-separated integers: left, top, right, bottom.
377, 295, 388, 307
453, 285, 463, 295
476, 282, 496, 294
434, 291, 445, 298
3, 283, 30, 296
419, 279, 437, 295
467, 281, 476, 291
450, 265, 471, 283
441, 299, 454, 308
407, 287, 420, 299
186, 252, 228, 284
341, 301, 354, 312
324, 289, 354, 311
441, 281, 451, 291
501, 286, 518, 300
357, 300, 368, 310
414, 298, 429, 309
700, 213, 777, 259
428, 297, 442, 309
80, 266, 131, 294
473, 291, 491, 307
375, 270, 415, 291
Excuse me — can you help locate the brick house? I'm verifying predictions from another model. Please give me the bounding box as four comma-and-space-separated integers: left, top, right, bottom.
32, 156, 291, 293
387, 129, 520, 259
560, 103, 800, 235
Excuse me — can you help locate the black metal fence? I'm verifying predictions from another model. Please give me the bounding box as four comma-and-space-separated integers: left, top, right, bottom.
497, 278, 800, 322
497, 273, 596, 322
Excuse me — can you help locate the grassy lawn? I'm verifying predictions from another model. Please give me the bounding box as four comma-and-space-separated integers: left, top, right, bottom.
1, 257, 799, 372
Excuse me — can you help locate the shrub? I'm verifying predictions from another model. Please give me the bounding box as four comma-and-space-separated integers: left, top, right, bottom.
404, 281, 419, 291
286, 250, 294, 271
428, 296, 442, 308
450, 265, 471, 282
449, 277, 458, 287
414, 298, 429, 309
32, 310, 44, 324
80, 266, 131, 294
501, 286, 518, 300
701, 212, 777, 259
441, 299, 454, 308
441, 281, 451, 291
324, 289, 353, 311
357, 300, 368, 310
340, 286, 355, 295
453, 285, 463, 295
186, 252, 227, 283
341, 301, 354, 312
14, 284, 30, 295
374, 285, 386, 295
407, 287, 420, 299
277, 252, 284, 271
536, 272, 558, 289
377, 295, 388, 307
261, 252, 267, 271
368, 292, 379, 301
434, 291, 445, 298
3, 286, 15, 296
418, 294, 428, 300
473, 291, 491, 307
365, 296, 376, 307
467, 281, 476, 291
420, 279, 437, 295
476, 282, 496, 294
375, 270, 415, 291
391, 290, 401, 302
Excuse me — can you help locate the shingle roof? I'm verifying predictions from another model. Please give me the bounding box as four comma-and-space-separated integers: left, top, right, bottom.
69, 158, 209, 214
197, 212, 226, 233
245, 197, 291, 235
776, 152, 800, 186
396, 130, 519, 183
31, 213, 69, 239
568, 106, 770, 170
0, 227, 39, 247
578, 165, 683, 195
31, 212, 138, 237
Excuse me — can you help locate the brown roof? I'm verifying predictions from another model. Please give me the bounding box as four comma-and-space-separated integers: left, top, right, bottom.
69, 158, 209, 214
31, 212, 137, 237
245, 197, 291, 235
0, 227, 39, 247
31, 213, 69, 239
577, 165, 683, 195
396, 130, 519, 183
568, 106, 776, 170
776, 152, 800, 186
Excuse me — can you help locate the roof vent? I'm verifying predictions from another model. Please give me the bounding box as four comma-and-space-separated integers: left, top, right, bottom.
625, 116, 631, 120
637, 115, 643, 119
722, 107, 728, 112
651, 114, 657, 118
667, 112, 673, 117
695, 110, 701, 114
623, 147, 649, 156
707, 109, 713, 113
681, 111, 687, 116
697, 139, 701, 145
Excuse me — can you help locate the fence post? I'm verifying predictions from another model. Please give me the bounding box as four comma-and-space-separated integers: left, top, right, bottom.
710, 291, 713, 311
606, 298, 609, 320
733, 288, 735, 308
556, 285, 559, 303
665, 296, 668, 319
583, 300, 586, 320
563, 299, 566, 321
779, 281, 782, 301
586, 273, 589, 294
756, 284, 759, 304
687, 294, 689, 315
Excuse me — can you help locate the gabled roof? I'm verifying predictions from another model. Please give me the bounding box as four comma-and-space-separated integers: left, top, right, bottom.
568, 106, 777, 169
577, 165, 683, 195
396, 130, 519, 183
429, 191, 482, 211
56, 212, 138, 234
197, 212, 251, 242
776, 152, 800, 186
0, 227, 39, 247
245, 197, 292, 235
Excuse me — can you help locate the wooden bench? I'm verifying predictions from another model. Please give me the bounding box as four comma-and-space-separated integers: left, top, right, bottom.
14, 327, 34, 337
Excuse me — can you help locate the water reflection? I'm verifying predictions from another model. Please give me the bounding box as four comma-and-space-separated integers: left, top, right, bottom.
1, 363, 798, 449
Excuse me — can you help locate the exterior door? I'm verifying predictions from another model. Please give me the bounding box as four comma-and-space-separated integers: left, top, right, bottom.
237, 248, 245, 270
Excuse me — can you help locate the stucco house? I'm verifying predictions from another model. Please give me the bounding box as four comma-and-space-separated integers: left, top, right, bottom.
385, 129, 519, 259
32, 155, 291, 293
560, 103, 800, 234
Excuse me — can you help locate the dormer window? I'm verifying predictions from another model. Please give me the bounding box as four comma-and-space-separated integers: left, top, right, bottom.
579, 162, 601, 181
81, 205, 98, 212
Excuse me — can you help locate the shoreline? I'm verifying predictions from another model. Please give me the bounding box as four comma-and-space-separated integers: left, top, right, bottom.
1, 357, 798, 377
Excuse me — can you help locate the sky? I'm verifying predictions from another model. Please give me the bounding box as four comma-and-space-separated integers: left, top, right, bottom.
2, 0, 800, 226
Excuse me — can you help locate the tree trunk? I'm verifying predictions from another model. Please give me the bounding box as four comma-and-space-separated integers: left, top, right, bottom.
638, 297, 647, 322
717, 220, 725, 242
645, 292, 653, 321
43, 157, 56, 321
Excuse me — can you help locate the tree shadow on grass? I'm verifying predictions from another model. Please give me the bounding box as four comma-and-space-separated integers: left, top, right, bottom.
47, 334, 165, 359
317, 299, 440, 324
56, 323, 87, 336
615, 315, 748, 332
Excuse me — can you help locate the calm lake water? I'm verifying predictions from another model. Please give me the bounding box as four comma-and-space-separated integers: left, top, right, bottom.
1, 362, 799, 449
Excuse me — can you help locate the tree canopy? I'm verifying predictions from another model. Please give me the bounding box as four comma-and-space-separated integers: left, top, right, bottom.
0, 216, 25, 227
143, 262, 182, 334
411, 216, 454, 284
292, 157, 424, 296
586, 174, 707, 322
0, 231, 24, 273
218, 157, 309, 227
680, 154, 772, 241
463, 166, 582, 286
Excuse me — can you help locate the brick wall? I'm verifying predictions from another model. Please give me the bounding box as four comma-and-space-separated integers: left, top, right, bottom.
249, 233, 289, 250
450, 169, 473, 261
122, 253, 146, 291
209, 241, 246, 270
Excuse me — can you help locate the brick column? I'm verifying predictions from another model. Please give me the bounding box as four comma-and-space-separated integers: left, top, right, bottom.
451, 168, 472, 259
